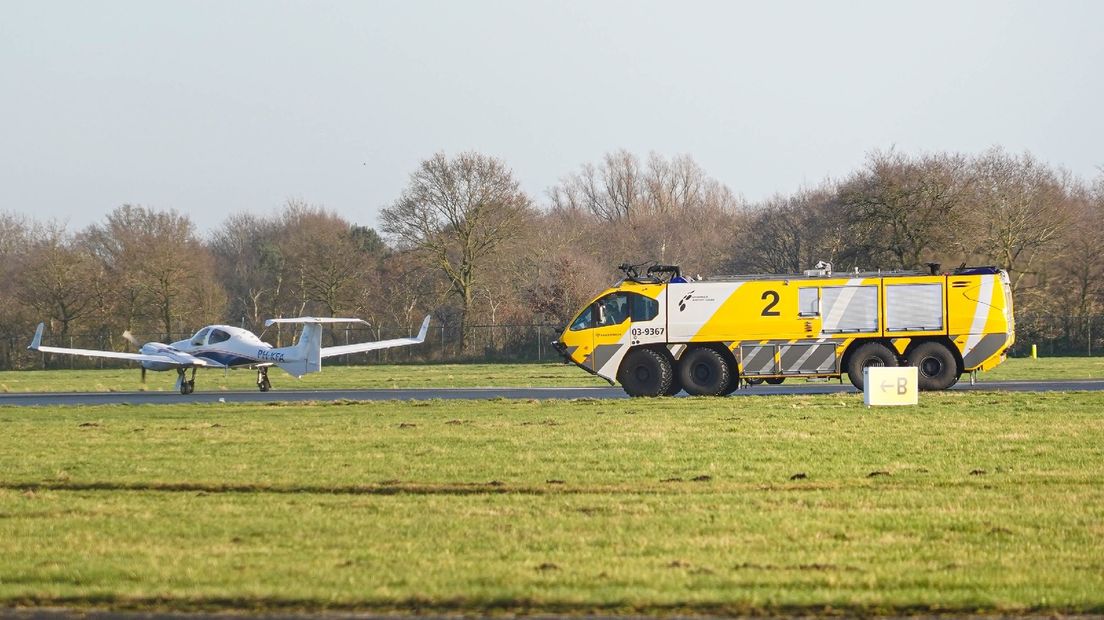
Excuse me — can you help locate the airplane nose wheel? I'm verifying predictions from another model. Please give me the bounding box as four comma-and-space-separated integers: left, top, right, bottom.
257, 367, 272, 392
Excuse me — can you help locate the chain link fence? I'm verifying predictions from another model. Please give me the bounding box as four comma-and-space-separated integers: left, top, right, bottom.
1011, 314, 1104, 357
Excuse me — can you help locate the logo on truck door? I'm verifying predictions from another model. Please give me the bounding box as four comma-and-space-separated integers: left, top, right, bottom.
678, 291, 716, 312
679, 292, 694, 311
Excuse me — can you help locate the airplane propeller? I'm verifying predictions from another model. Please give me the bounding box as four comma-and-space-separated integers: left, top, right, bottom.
122, 330, 147, 385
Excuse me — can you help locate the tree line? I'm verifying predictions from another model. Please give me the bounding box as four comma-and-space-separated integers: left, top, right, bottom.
3, 147, 1102, 369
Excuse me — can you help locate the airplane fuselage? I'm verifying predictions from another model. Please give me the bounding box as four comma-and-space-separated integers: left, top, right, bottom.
155, 324, 277, 371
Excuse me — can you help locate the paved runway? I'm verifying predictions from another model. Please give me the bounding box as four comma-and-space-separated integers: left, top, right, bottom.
1, 379, 1103, 406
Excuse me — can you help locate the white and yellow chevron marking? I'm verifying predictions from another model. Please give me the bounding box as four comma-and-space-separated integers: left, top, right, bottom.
963, 275, 995, 360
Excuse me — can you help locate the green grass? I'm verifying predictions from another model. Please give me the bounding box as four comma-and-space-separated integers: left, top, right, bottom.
1, 391, 1103, 614
1, 356, 1101, 393
0, 362, 609, 393
979, 355, 1104, 381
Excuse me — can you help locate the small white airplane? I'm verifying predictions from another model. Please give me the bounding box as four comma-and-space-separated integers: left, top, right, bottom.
28, 316, 431, 394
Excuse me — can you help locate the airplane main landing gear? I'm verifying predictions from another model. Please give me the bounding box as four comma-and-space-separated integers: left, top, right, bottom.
177, 367, 197, 395
257, 367, 272, 392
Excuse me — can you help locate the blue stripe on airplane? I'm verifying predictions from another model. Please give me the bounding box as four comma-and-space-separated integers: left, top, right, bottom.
195, 350, 258, 368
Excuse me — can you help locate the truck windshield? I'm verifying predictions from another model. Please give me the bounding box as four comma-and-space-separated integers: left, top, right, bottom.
569, 306, 596, 331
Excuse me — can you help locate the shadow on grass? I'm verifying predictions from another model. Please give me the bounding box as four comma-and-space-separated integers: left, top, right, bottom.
5, 593, 1103, 618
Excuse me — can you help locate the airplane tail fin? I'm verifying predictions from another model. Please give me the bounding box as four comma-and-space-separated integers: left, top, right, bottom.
264, 317, 369, 378
29, 323, 45, 350
269, 323, 323, 377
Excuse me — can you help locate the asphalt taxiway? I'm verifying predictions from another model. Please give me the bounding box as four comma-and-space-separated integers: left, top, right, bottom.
1, 379, 1103, 406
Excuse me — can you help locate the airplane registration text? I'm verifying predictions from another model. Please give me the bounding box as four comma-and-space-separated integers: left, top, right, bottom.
256, 350, 286, 362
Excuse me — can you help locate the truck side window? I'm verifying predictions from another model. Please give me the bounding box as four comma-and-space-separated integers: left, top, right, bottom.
597, 293, 629, 327
629, 293, 659, 321
798, 288, 820, 317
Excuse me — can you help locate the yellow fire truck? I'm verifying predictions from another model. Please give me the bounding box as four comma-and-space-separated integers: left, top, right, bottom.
554, 262, 1015, 396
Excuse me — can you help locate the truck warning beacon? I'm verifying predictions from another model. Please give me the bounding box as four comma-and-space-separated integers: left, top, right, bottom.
553, 262, 1015, 397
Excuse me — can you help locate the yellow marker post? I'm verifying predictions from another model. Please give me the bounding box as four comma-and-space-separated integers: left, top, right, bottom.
1031, 344, 1037, 359
863, 367, 918, 406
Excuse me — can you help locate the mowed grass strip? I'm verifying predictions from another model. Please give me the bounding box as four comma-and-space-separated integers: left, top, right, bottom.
1, 392, 1103, 614
2, 355, 1103, 393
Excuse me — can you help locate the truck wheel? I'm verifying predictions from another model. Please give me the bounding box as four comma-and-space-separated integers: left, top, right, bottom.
845, 342, 897, 390
664, 375, 683, 396
765, 377, 785, 385
907, 342, 959, 391
618, 348, 673, 397
678, 347, 732, 396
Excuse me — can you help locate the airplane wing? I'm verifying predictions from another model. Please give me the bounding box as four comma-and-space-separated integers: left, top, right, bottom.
320, 316, 431, 358
264, 317, 370, 327
28, 323, 212, 367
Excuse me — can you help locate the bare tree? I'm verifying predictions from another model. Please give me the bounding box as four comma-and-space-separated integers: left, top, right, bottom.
209, 212, 284, 331
16, 225, 101, 339
547, 151, 743, 275
965, 148, 1071, 294
81, 204, 225, 338
0, 213, 36, 367
550, 150, 740, 222
838, 150, 973, 270
278, 202, 381, 318
728, 185, 844, 274
380, 152, 534, 353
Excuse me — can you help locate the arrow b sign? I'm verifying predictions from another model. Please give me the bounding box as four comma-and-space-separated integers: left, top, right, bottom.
863, 366, 918, 406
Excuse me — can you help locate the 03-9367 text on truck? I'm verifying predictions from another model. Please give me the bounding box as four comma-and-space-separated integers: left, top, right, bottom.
553, 262, 1015, 397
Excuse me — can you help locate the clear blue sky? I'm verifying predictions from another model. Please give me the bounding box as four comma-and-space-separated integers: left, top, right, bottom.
2, 0, 1101, 233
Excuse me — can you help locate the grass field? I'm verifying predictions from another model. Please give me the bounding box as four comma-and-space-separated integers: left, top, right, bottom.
0, 362, 609, 393
2, 391, 1103, 615
1, 355, 1103, 393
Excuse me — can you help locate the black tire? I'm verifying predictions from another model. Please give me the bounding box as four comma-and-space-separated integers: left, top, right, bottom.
745, 377, 764, 386
678, 347, 732, 396
722, 371, 742, 395
845, 342, 898, 390
663, 374, 683, 396
180, 381, 194, 395
907, 341, 959, 391
259, 378, 272, 392
765, 377, 785, 385
618, 348, 673, 397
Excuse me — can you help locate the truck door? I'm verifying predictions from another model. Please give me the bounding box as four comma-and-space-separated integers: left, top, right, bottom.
591, 293, 634, 373
562, 292, 631, 371
565, 303, 599, 371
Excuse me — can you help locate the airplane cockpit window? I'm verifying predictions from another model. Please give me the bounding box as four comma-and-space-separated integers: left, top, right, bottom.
208, 329, 231, 344
191, 328, 211, 346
